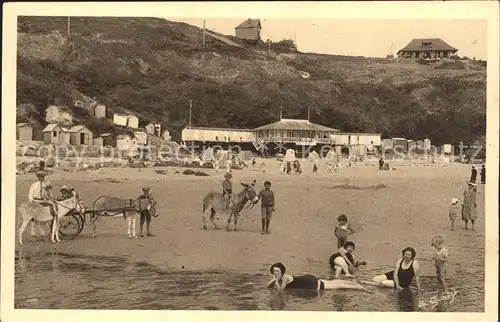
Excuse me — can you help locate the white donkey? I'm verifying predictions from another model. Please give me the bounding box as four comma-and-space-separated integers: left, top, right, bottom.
202, 182, 258, 231
18, 191, 85, 245
89, 196, 157, 238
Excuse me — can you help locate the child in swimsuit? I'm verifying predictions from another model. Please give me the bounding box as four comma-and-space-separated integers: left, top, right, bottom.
431, 235, 449, 292
448, 198, 461, 231
334, 214, 355, 249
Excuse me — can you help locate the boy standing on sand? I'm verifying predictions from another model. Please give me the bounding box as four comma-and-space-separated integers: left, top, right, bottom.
431, 235, 450, 292
137, 187, 157, 237
258, 181, 275, 234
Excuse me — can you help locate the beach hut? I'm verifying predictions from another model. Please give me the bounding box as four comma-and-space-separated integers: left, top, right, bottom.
42, 123, 70, 145
16, 123, 33, 141
68, 125, 93, 146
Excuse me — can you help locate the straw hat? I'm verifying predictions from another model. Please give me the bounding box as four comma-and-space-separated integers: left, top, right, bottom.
60, 185, 70, 191
36, 171, 46, 177
451, 198, 459, 204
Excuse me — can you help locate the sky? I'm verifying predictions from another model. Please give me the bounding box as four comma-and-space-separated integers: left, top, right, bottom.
166, 18, 487, 60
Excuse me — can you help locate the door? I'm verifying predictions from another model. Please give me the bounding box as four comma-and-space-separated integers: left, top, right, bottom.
80, 133, 85, 145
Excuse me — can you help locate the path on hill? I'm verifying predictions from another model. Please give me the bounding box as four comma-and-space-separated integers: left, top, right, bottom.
205, 31, 242, 48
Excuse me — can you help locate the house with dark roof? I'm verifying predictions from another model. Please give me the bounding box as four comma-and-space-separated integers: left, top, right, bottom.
397, 38, 458, 60
235, 19, 261, 41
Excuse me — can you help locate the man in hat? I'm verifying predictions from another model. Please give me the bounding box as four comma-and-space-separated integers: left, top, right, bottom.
137, 187, 157, 237
222, 172, 233, 212
28, 171, 47, 203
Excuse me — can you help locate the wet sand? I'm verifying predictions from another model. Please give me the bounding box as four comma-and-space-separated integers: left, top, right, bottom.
14, 159, 485, 311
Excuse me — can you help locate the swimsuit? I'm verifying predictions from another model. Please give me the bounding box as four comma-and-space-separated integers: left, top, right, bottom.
329, 252, 355, 269
273, 274, 324, 290
384, 259, 415, 288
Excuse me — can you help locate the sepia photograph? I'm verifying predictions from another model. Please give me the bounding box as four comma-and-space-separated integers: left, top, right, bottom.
2, 1, 499, 321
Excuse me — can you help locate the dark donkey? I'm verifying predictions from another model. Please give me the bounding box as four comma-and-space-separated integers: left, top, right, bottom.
202, 182, 258, 231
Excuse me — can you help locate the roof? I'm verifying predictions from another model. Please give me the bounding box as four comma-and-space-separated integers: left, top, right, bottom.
253, 119, 339, 132
397, 38, 458, 53
235, 19, 261, 29
42, 123, 60, 132
68, 125, 91, 133
16, 123, 30, 127
184, 126, 253, 132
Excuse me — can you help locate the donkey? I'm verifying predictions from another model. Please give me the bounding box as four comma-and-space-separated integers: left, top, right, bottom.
89, 196, 157, 238
18, 191, 85, 245
202, 182, 259, 231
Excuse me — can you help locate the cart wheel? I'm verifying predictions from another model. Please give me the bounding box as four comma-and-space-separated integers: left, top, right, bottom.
59, 214, 83, 238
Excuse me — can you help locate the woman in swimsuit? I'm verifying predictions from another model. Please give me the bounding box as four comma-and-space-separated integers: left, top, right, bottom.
370, 247, 421, 292
266, 262, 366, 291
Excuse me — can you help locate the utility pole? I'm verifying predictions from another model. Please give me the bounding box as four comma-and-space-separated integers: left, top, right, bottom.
67, 16, 71, 42
307, 105, 310, 121
280, 104, 283, 120
202, 20, 206, 46
294, 24, 297, 47
189, 99, 193, 128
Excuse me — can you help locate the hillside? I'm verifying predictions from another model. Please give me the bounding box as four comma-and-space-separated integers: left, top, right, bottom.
16, 16, 486, 145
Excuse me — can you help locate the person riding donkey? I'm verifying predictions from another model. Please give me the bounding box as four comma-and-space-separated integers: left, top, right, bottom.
28, 171, 58, 216
222, 172, 233, 212
137, 187, 157, 237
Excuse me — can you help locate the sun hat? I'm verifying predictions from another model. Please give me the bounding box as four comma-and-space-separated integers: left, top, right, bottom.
451, 198, 459, 204
36, 171, 46, 177
60, 185, 70, 191
44, 181, 53, 189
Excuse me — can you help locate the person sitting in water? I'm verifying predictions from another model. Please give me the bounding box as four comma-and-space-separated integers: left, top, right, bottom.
266, 262, 365, 291
329, 241, 367, 278
370, 247, 421, 292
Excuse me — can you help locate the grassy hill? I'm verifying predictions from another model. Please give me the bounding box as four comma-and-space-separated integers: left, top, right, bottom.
16, 16, 486, 145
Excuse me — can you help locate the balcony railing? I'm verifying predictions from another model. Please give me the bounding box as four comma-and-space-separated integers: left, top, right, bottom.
255, 137, 335, 145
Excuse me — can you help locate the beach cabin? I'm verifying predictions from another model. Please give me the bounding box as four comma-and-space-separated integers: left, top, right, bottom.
68, 125, 93, 146
94, 104, 106, 118
116, 134, 138, 151
16, 123, 33, 141
134, 131, 148, 145
42, 123, 70, 145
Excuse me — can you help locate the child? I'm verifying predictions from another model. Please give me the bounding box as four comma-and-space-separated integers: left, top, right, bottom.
334, 214, 356, 249
137, 187, 157, 237
312, 163, 318, 174
449, 198, 461, 231
258, 181, 275, 234
431, 235, 449, 292
329, 241, 367, 278
222, 172, 233, 212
